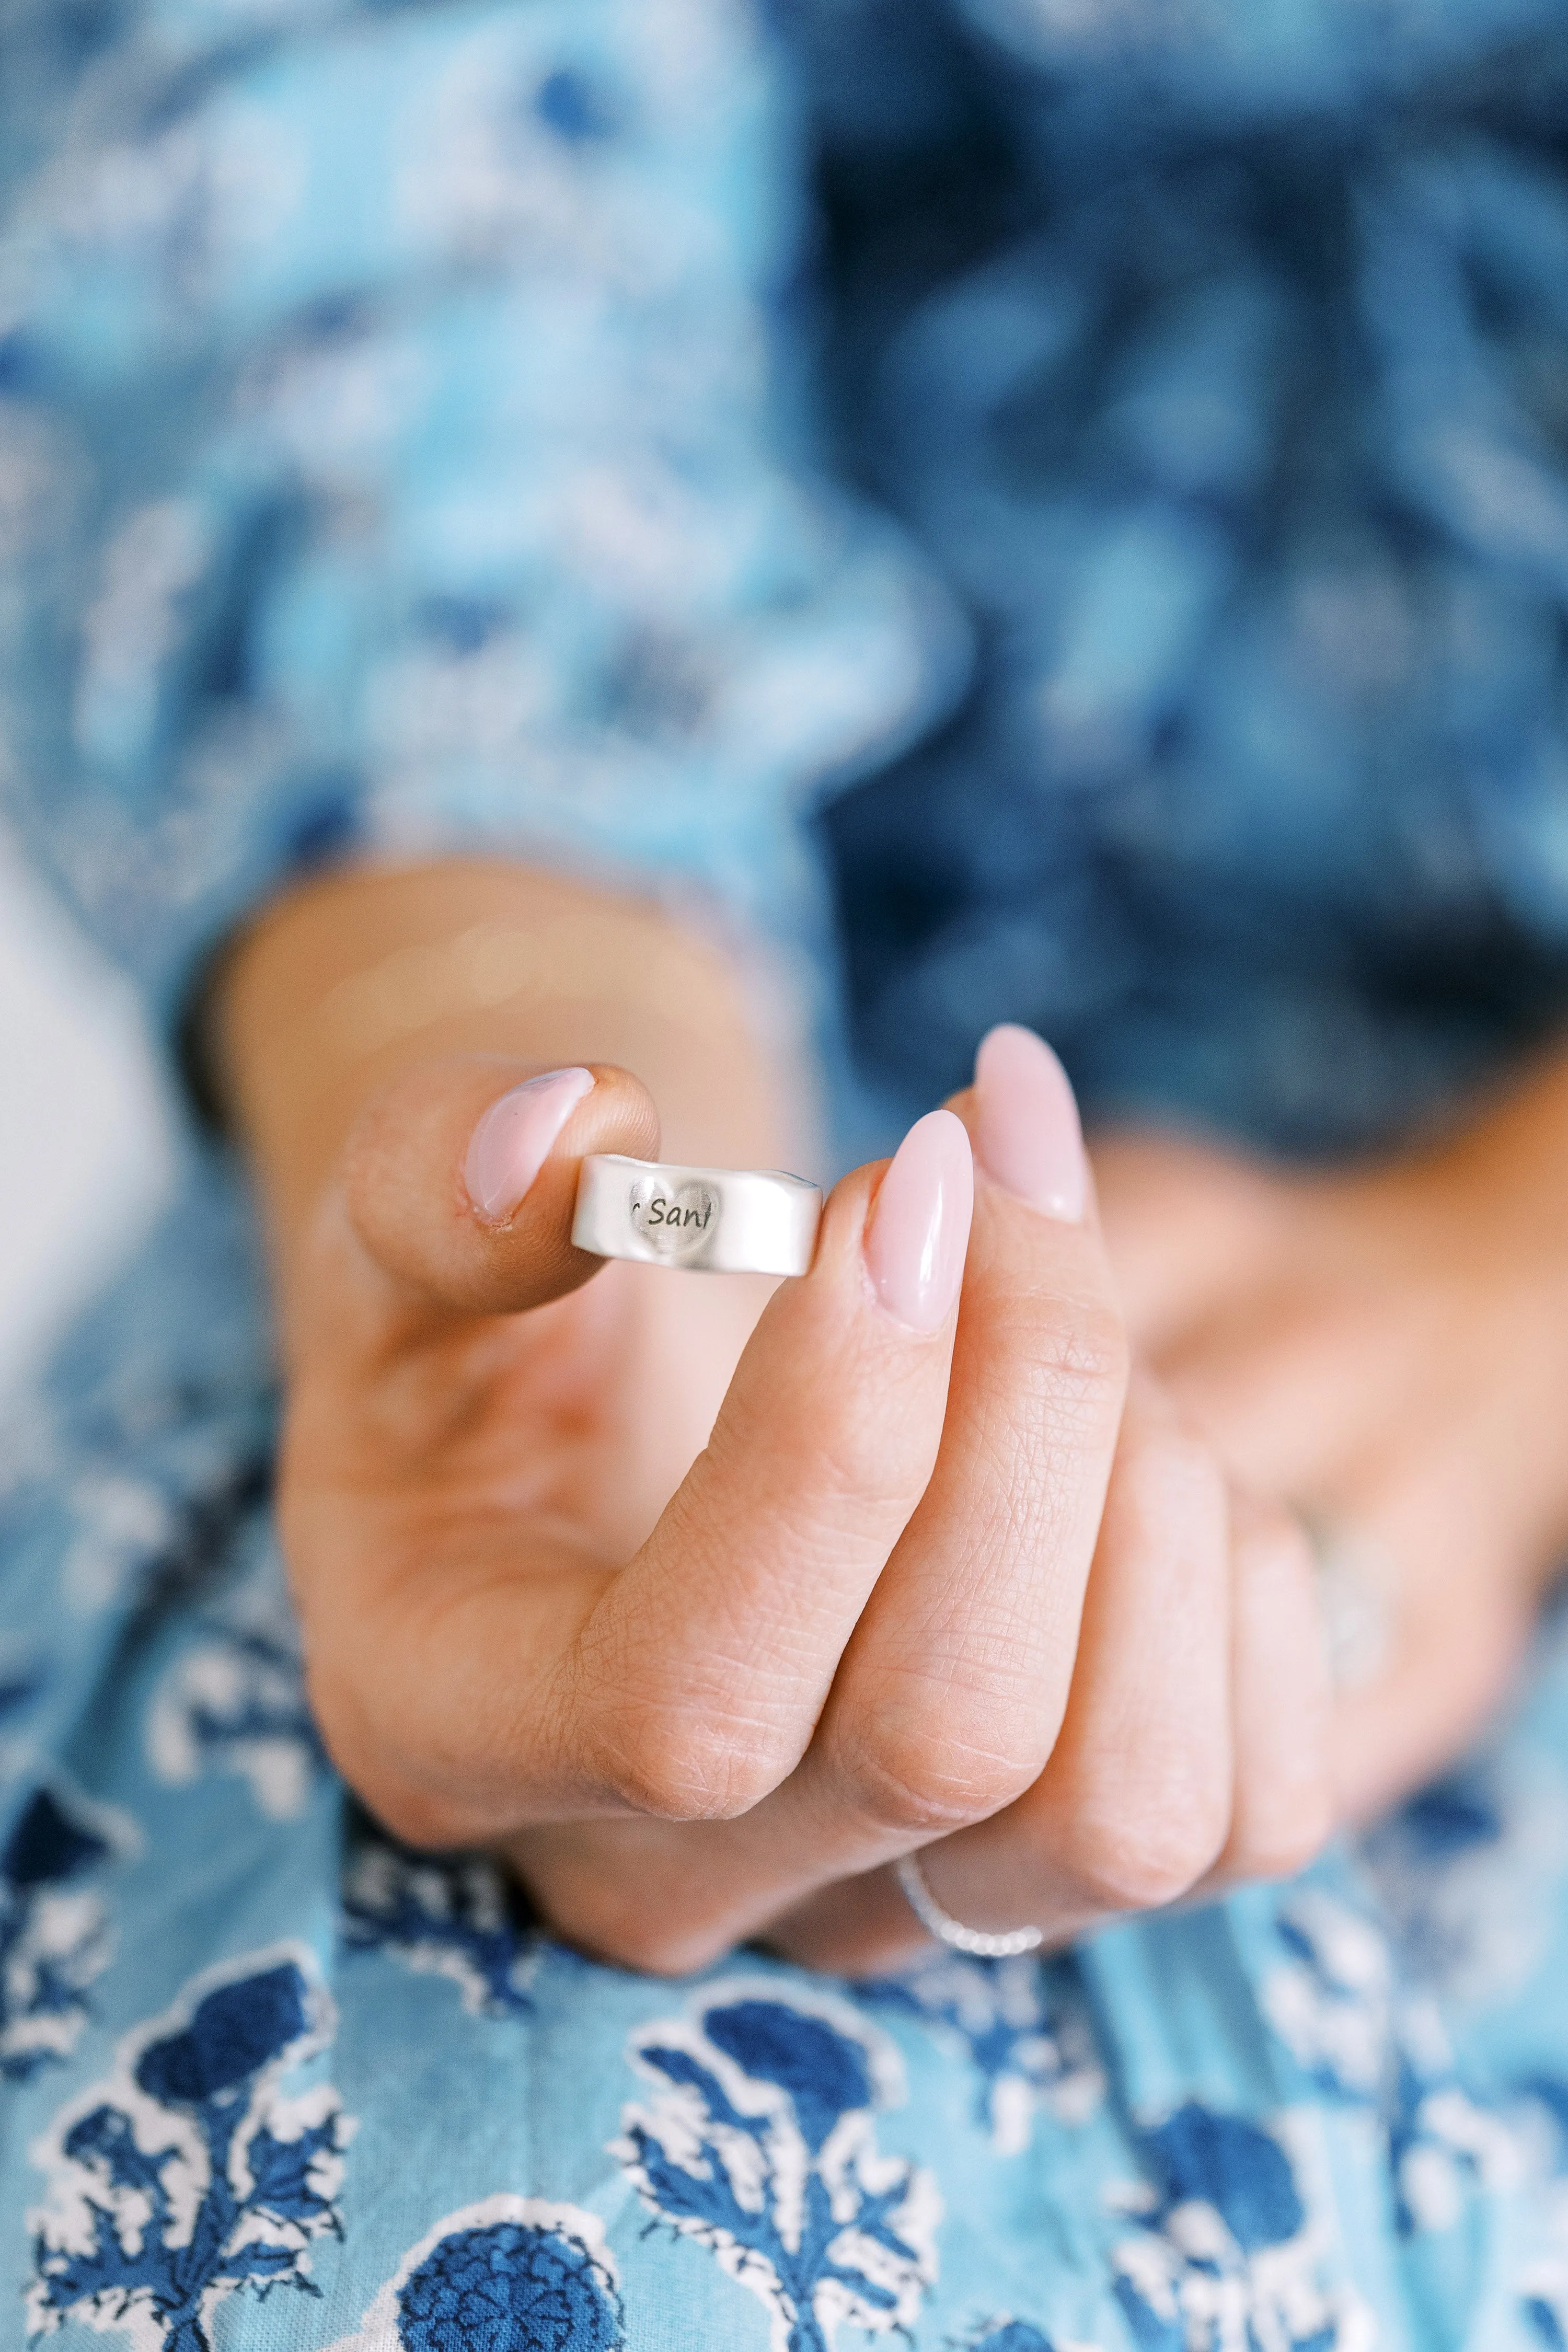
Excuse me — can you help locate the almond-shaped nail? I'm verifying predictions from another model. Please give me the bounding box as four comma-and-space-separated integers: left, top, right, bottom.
864, 1107, 974, 1332
464, 1067, 595, 1224
973, 1023, 1086, 1220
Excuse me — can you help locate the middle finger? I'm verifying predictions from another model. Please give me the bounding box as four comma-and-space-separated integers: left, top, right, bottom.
768, 1376, 1233, 1970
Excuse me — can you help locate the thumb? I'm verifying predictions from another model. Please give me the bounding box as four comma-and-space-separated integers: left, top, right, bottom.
338, 1055, 661, 1319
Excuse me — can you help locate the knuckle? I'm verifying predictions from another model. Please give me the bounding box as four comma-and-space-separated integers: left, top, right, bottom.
1067, 1798, 1230, 1914
1027, 1295, 1131, 1426
360, 1783, 480, 1851
837, 1714, 1039, 1839
596, 1713, 785, 1823
1071, 1833, 1197, 1915
316, 1697, 481, 1847
1128, 1424, 1228, 1531
1235, 1813, 1333, 1887
595, 1922, 731, 1977
305, 1658, 494, 1851
1227, 1779, 1337, 1886
544, 1896, 730, 1978
1232, 1501, 1317, 1587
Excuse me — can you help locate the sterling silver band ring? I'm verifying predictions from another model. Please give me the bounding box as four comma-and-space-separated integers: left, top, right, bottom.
572, 1154, 823, 1278
894, 1853, 1044, 1959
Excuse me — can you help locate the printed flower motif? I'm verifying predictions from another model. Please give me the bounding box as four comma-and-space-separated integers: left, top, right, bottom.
340, 1817, 537, 2019
857, 1949, 1103, 2154
57, 1470, 180, 1617
62, 1443, 271, 1619
1, 1779, 136, 2079
1263, 1883, 1396, 2102
615, 1979, 939, 2352
1513, 2078, 1568, 2349
29, 1944, 351, 2352
1385, 2058, 1525, 2238
324, 2195, 621, 2352
1358, 1757, 1568, 2012
1525, 2288, 1568, 2352
1108, 2101, 1368, 2351
147, 1621, 325, 1820
1262, 1884, 1523, 2234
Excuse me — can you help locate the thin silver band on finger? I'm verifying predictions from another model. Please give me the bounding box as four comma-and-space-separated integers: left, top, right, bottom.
572, 1154, 823, 1278
1296, 1508, 1394, 1691
894, 1853, 1044, 1959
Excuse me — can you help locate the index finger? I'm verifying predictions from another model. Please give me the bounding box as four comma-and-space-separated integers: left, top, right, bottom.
567, 1110, 974, 1820
327, 1107, 976, 1845
810, 1025, 1129, 1833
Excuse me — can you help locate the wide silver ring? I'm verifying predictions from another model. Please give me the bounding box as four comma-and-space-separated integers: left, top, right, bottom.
572, 1154, 823, 1278
894, 1853, 1044, 1959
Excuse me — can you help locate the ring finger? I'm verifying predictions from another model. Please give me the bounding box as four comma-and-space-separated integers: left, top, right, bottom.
766, 1377, 1238, 1970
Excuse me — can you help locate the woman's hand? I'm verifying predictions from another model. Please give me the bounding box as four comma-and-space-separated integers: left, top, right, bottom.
280, 1043, 1333, 1977
1092, 1052, 1568, 1825
215, 868, 1333, 1976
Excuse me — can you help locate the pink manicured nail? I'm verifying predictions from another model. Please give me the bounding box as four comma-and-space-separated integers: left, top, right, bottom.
864, 1108, 973, 1332
464, 1067, 595, 1224
973, 1024, 1086, 1220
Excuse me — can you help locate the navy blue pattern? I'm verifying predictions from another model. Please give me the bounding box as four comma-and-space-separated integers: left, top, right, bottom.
324, 2198, 623, 2352
813, 6, 1568, 1158
397, 2221, 618, 2352
6, 0, 1568, 2342
400, 2223, 615, 2351
857, 1950, 1102, 2152
1262, 1881, 1525, 2238
0, 1781, 134, 2080
29, 1952, 349, 2350
148, 1617, 325, 1820
1110, 2103, 1347, 2349
616, 1984, 936, 2350
340, 1816, 537, 2019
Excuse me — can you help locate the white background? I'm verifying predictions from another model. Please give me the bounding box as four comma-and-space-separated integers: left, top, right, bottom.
0, 825, 175, 1402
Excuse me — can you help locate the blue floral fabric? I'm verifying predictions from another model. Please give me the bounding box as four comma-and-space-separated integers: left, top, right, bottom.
8, 1217, 1568, 2349
809, 3, 1568, 1155
5, 0, 1568, 2345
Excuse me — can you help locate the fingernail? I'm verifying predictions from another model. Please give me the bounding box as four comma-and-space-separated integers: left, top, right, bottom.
464, 1067, 595, 1224
864, 1108, 973, 1332
973, 1023, 1086, 1220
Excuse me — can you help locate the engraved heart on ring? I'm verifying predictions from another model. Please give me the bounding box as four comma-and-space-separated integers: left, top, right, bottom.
628, 1175, 718, 1262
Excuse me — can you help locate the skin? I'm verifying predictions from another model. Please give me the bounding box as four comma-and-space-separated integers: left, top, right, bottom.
1093, 1070, 1568, 1826
211, 855, 1568, 1978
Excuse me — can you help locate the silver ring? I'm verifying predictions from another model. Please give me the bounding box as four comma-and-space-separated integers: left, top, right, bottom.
572, 1154, 822, 1278
894, 1853, 1043, 1959
1297, 1508, 1394, 1691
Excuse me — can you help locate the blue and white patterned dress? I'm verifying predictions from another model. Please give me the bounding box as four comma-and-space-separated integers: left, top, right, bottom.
6, 2, 1568, 2345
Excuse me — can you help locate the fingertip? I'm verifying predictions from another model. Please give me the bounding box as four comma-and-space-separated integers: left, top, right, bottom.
864, 1108, 974, 1333
457, 1059, 661, 1231
972, 1023, 1087, 1221
464, 1066, 596, 1226
343, 1054, 661, 1314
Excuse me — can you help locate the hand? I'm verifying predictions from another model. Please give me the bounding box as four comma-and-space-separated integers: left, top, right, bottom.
215, 864, 1332, 1977
1092, 1052, 1568, 1823
271, 1023, 1331, 1976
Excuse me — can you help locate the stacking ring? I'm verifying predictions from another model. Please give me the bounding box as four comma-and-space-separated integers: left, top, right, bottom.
572, 1154, 823, 1278
894, 1853, 1044, 1959
1296, 1509, 1395, 1691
